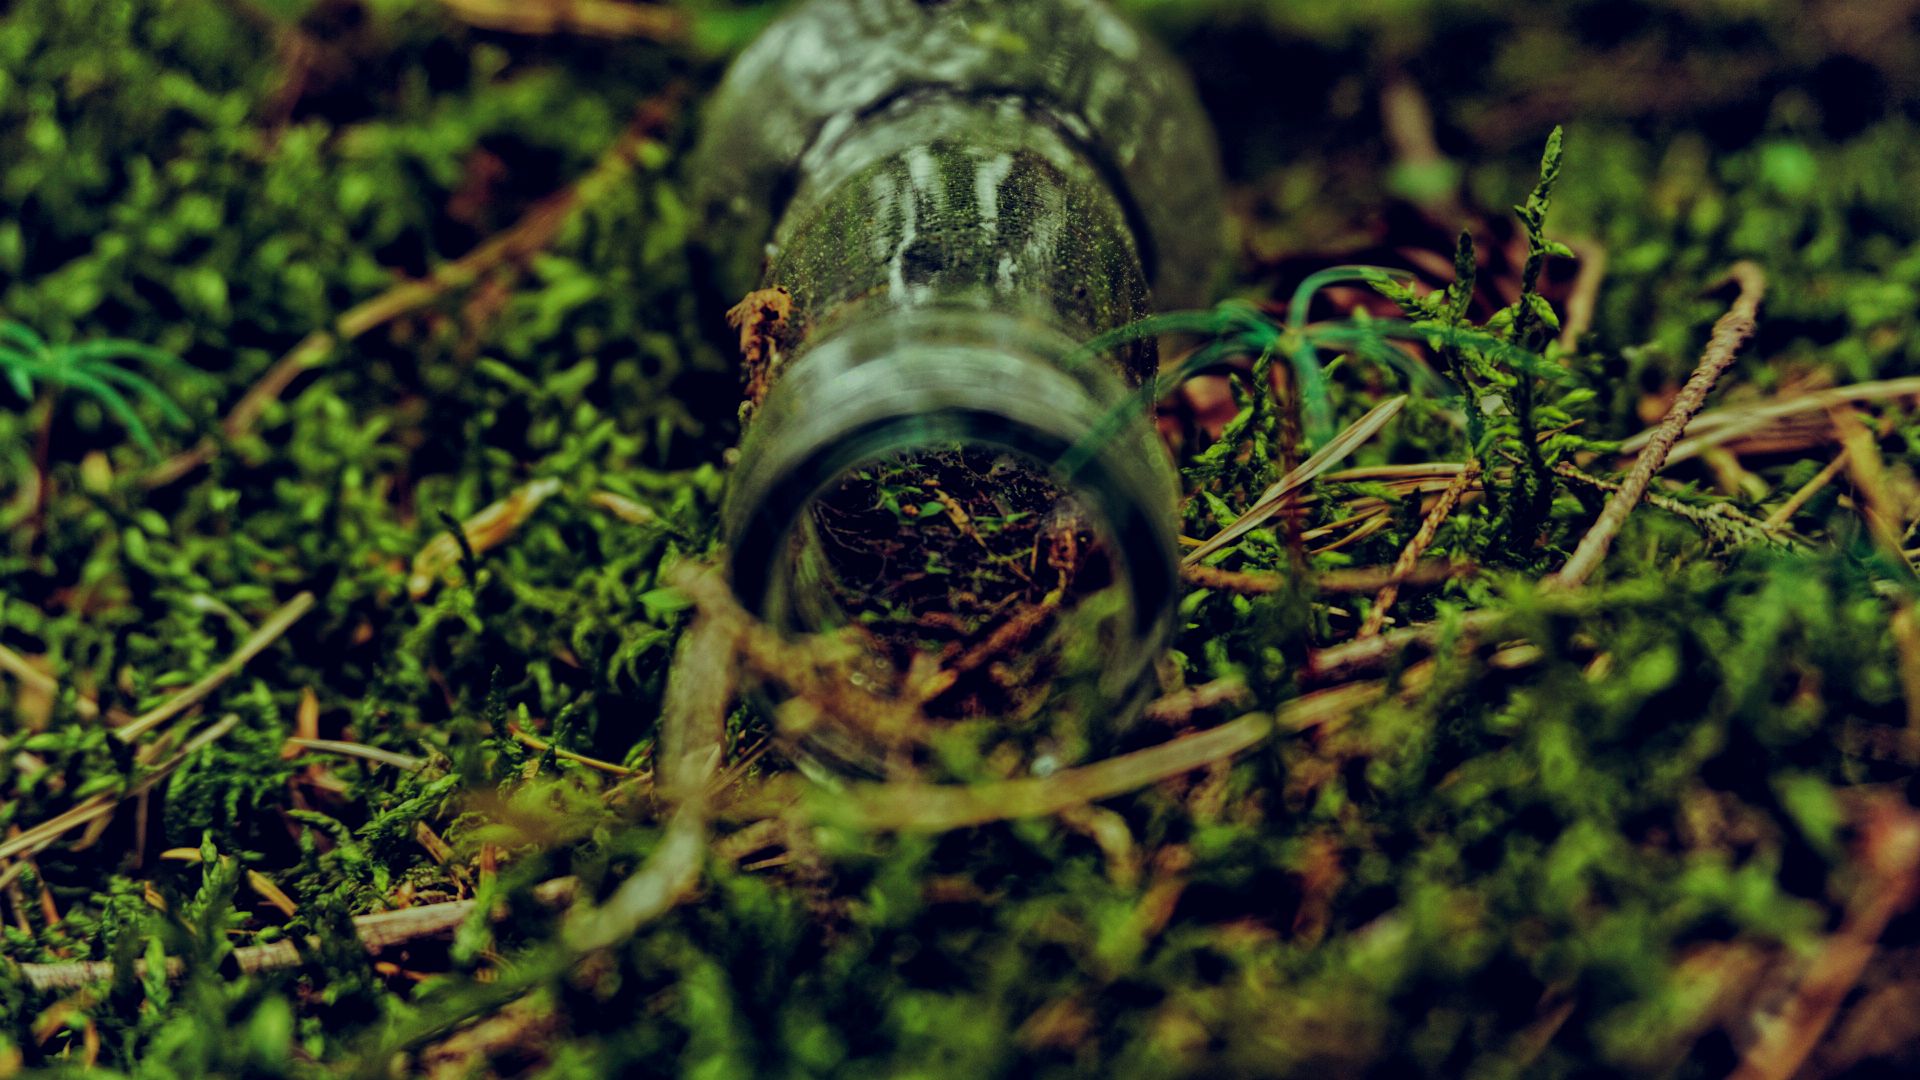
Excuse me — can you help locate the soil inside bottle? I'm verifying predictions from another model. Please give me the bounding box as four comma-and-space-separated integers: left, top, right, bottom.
795, 445, 1118, 721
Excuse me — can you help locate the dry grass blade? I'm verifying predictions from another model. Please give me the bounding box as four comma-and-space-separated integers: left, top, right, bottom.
654, 601, 735, 800
1185, 562, 1469, 597
1830, 408, 1920, 760
0, 644, 102, 721
1143, 677, 1250, 724
0, 714, 241, 863
1549, 262, 1765, 589
1727, 802, 1920, 1080
589, 490, 659, 526
561, 583, 732, 953
1763, 448, 1848, 530
1554, 464, 1795, 549
283, 738, 426, 772
408, 478, 563, 599
435, 0, 683, 39
507, 728, 643, 778
17, 879, 581, 992
1304, 609, 1507, 686
1619, 376, 1920, 467
821, 683, 1382, 832
1185, 395, 1408, 565
115, 592, 315, 742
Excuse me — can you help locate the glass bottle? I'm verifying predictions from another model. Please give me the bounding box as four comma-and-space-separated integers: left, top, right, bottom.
692, 0, 1224, 774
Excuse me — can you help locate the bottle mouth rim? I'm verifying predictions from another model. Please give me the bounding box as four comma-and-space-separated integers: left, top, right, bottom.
725, 406, 1177, 647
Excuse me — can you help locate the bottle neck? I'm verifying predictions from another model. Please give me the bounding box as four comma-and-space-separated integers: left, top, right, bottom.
767, 91, 1158, 383
723, 307, 1178, 646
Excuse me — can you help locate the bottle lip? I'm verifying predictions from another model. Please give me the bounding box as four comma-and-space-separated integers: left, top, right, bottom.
722, 310, 1181, 664
726, 404, 1177, 645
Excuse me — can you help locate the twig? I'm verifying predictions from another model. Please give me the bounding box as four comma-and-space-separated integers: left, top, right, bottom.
820, 683, 1380, 833
562, 577, 730, 952
1359, 461, 1480, 638
143, 101, 671, 489
1762, 448, 1848, 530
654, 600, 735, 801
1548, 262, 1765, 589
1142, 678, 1250, 724
409, 479, 562, 598
17, 878, 581, 992
1302, 609, 1507, 687
0, 644, 101, 720
1831, 408, 1920, 761
1727, 802, 1920, 1080
116, 592, 315, 742
1557, 239, 1608, 351
1183, 561, 1470, 597
1830, 408, 1912, 574
435, 0, 683, 39
1555, 464, 1796, 549
283, 738, 426, 772
0, 715, 241, 863
1618, 376, 1920, 468
507, 727, 642, 778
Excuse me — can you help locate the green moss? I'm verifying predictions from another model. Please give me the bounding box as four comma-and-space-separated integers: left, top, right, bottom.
6, 0, 1920, 1076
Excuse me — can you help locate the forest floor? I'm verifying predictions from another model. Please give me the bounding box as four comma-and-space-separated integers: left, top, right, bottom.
6, 0, 1920, 1076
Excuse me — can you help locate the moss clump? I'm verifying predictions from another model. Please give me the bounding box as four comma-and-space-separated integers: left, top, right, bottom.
6, 1, 1920, 1077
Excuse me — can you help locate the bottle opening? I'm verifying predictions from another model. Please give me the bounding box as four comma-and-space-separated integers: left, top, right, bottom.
784, 442, 1129, 721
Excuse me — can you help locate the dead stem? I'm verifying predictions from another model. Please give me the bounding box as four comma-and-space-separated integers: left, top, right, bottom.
1143, 677, 1251, 725
1621, 376, 1920, 468
16, 879, 582, 993
1549, 262, 1765, 589
143, 97, 676, 489
1360, 461, 1481, 638
1831, 407, 1920, 761
820, 682, 1385, 833
408, 479, 562, 599
115, 592, 315, 743
0, 715, 241, 863
434, 0, 684, 39
283, 738, 426, 772
1727, 801, 1920, 1080
0, 644, 104, 722
1763, 448, 1848, 530
1303, 609, 1508, 687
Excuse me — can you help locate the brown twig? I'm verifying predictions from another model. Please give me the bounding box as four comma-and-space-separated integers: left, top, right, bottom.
1831, 408, 1920, 761
408, 479, 562, 599
1727, 802, 1920, 1080
0, 715, 242, 864
507, 727, 643, 779
1359, 461, 1480, 638
17, 878, 582, 993
1143, 678, 1250, 725
1618, 376, 1920, 468
1302, 609, 1508, 687
1549, 262, 1765, 589
1186, 396, 1408, 565
1185, 560, 1473, 603
143, 101, 671, 489
819, 681, 1384, 833
115, 592, 316, 743
0, 644, 104, 721
435, 0, 684, 39
1763, 448, 1848, 530
283, 737, 426, 772
1555, 463, 1794, 549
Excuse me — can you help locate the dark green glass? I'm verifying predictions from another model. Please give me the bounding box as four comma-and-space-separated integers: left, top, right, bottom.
693, 0, 1224, 773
